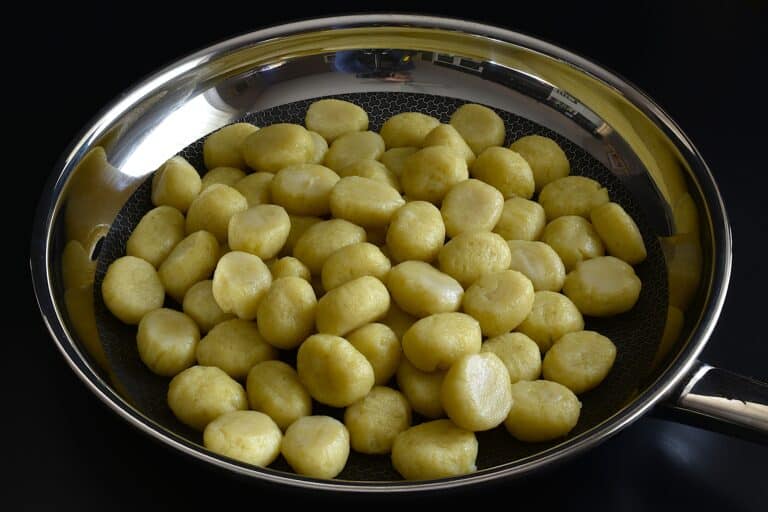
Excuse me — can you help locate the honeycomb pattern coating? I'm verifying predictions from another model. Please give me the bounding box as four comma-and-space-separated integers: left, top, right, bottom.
94, 92, 667, 482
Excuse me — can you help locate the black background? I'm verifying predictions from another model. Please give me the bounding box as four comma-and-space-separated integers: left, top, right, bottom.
13, 2, 767, 510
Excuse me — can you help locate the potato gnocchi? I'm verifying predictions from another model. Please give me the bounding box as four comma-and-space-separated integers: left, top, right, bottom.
102, 98, 652, 481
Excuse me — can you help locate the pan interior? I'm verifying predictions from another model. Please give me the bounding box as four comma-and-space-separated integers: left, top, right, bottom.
93, 91, 667, 480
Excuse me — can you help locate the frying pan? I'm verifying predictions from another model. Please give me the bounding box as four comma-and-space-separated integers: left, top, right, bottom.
31, 15, 768, 492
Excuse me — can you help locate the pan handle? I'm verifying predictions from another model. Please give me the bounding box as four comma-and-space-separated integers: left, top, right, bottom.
658, 361, 768, 443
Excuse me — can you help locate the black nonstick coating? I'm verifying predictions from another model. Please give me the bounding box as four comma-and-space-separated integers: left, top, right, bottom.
93, 92, 667, 481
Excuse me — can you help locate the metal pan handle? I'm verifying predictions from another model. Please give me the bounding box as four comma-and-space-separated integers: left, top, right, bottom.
658, 361, 768, 443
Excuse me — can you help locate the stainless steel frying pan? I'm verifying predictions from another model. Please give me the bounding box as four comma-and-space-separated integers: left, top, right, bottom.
31, 14, 767, 492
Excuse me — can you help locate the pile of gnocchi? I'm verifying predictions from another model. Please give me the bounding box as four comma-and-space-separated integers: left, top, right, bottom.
101, 98, 646, 481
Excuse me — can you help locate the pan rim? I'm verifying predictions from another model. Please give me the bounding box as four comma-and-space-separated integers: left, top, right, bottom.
30, 13, 731, 492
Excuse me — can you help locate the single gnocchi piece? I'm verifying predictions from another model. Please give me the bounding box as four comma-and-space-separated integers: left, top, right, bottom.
126, 206, 185, 268
494, 197, 546, 241
284, 215, 323, 255
297, 334, 375, 407
182, 280, 234, 333
196, 318, 277, 379
380, 147, 418, 177
151, 156, 202, 213
344, 386, 411, 454
241, 123, 314, 173
137, 308, 199, 377
203, 122, 259, 170
402, 312, 481, 372
102, 256, 165, 324
269, 256, 311, 281
347, 323, 401, 385
167, 365, 247, 431
338, 159, 401, 192
211, 251, 272, 320
441, 179, 504, 237
200, 166, 246, 191
386, 201, 446, 262
324, 131, 386, 171
247, 360, 312, 430
185, 184, 248, 243
542, 330, 617, 394
422, 123, 475, 165
462, 270, 535, 336
158, 230, 220, 303
438, 231, 511, 287
256, 276, 317, 350
321, 242, 391, 291
396, 359, 445, 418
305, 98, 369, 142
590, 202, 647, 264
504, 380, 581, 442
233, 172, 273, 207
203, 410, 282, 467
329, 176, 405, 228
481, 332, 541, 383
563, 256, 642, 317
308, 130, 329, 164
542, 216, 605, 271
293, 219, 367, 275
401, 146, 469, 204
509, 135, 570, 191
391, 419, 478, 480
316, 276, 390, 336
470, 146, 535, 199
386, 261, 464, 317
538, 176, 609, 221
228, 204, 291, 260
380, 112, 440, 148
441, 352, 513, 431
449, 103, 505, 155
506, 240, 566, 292
281, 416, 350, 479
517, 291, 584, 353
270, 164, 340, 217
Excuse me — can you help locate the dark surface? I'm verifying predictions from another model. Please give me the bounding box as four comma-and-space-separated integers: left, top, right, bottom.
13, 2, 767, 510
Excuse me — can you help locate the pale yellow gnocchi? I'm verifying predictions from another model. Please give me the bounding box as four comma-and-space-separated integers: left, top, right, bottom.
167, 365, 247, 431
297, 334, 375, 407
542, 216, 605, 271
449, 103, 505, 155
321, 242, 391, 291
517, 291, 585, 353
126, 206, 185, 268
381, 112, 440, 148
386, 261, 464, 318
211, 251, 272, 320
438, 231, 511, 287
185, 184, 248, 243
402, 312, 481, 372
344, 386, 411, 454
247, 360, 311, 430
137, 308, 199, 377
196, 318, 277, 379
590, 202, 647, 264
441, 179, 504, 237
151, 156, 201, 213
329, 176, 405, 228
441, 352, 512, 431
542, 330, 617, 394
504, 380, 581, 442
242, 123, 314, 173
391, 419, 478, 480
305, 99, 368, 142
203, 122, 259, 170
102, 256, 165, 324
386, 201, 445, 262
203, 410, 282, 467
494, 197, 546, 241
271, 164, 340, 217
481, 332, 542, 383
562, 256, 642, 317
256, 276, 316, 350
470, 146, 534, 199
506, 240, 566, 292
282, 415, 350, 479
293, 218, 366, 275
538, 176, 609, 221
509, 135, 570, 191
462, 270, 535, 336
324, 131, 385, 171
346, 323, 401, 385
315, 276, 390, 336
401, 146, 469, 203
